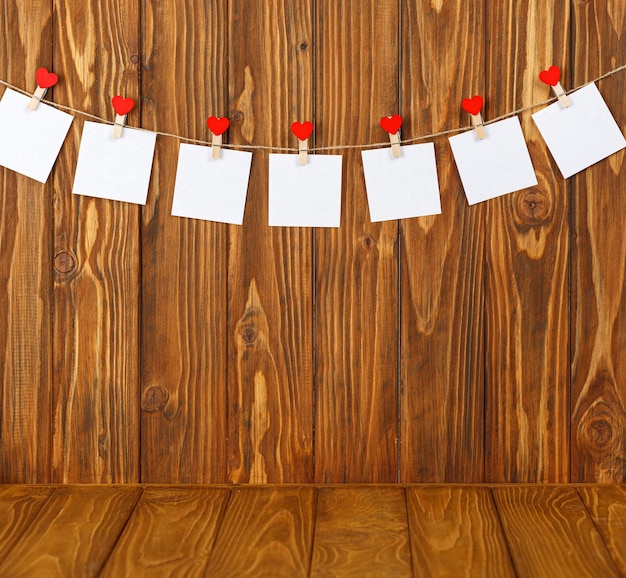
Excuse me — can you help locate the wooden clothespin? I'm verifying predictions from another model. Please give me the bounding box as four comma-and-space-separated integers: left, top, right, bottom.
207, 116, 230, 159
290, 121, 314, 165
111, 95, 135, 138
539, 65, 570, 108
380, 115, 403, 158
28, 68, 58, 110
462, 95, 486, 139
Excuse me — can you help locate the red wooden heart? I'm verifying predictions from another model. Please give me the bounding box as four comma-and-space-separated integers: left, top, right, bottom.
539, 65, 561, 87
461, 95, 484, 115
380, 114, 402, 135
36, 67, 58, 89
112, 95, 135, 116
207, 116, 230, 136
291, 121, 314, 141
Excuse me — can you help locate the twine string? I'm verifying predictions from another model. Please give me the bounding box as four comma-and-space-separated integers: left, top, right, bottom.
2, 62, 625, 153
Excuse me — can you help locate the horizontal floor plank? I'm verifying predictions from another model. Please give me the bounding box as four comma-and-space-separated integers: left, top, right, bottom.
407, 486, 515, 578
100, 487, 230, 577
492, 485, 621, 578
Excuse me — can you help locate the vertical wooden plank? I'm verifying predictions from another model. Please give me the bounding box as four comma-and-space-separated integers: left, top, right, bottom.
485, 0, 570, 482
400, 0, 486, 483
492, 486, 621, 578
140, 1, 228, 483
314, 0, 399, 483
51, 0, 140, 482
206, 487, 316, 578
0, 486, 142, 578
100, 487, 230, 577
578, 485, 626, 574
227, 0, 313, 483
406, 487, 515, 578
0, 486, 55, 560
310, 487, 412, 578
571, 0, 626, 482
0, 0, 52, 483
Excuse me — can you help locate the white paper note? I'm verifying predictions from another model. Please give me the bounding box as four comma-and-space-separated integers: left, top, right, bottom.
532, 82, 626, 178
361, 143, 441, 222
171, 144, 252, 224
72, 121, 157, 204
0, 88, 73, 183
449, 116, 538, 205
268, 154, 342, 227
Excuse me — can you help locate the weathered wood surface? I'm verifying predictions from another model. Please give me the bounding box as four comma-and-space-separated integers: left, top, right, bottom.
0, 1, 625, 484
406, 487, 515, 578
51, 0, 141, 483
311, 487, 412, 577
492, 485, 621, 578
0, 0, 52, 484
484, 0, 570, 483
400, 0, 486, 483
314, 0, 399, 484
0, 485, 624, 577
571, 0, 626, 483
139, 0, 229, 484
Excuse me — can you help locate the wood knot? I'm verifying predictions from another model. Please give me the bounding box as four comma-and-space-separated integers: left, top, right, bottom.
577, 406, 622, 460
300, 41, 308, 50
141, 386, 168, 413
361, 234, 376, 250
54, 251, 76, 274
517, 189, 550, 223
130, 54, 140, 64
241, 325, 257, 344
232, 111, 244, 122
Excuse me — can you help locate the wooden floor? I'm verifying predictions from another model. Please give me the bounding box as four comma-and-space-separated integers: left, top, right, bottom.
1, 485, 625, 577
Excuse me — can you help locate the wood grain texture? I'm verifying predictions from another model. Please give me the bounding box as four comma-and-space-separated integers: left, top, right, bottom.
0, 0, 52, 483
140, 0, 229, 484
226, 0, 314, 483
400, 0, 486, 483
0, 486, 141, 578
578, 485, 626, 574
314, 0, 399, 484
571, 0, 626, 483
51, 0, 140, 482
485, 0, 570, 483
206, 486, 316, 578
492, 485, 621, 578
310, 487, 411, 578
100, 487, 230, 577
406, 487, 515, 578
0, 486, 54, 560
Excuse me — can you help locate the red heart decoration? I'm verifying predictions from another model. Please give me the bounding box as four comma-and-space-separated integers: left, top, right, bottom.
461, 95, 484, 115
36, 67, 58, 89
380, 114, 402, 135
291, 121, 314, 141
112, 95, 135, 116
207, 116, 230, 136
539, 65, 561, 87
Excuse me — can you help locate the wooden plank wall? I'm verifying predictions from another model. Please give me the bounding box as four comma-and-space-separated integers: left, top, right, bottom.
0, 0, 624, 484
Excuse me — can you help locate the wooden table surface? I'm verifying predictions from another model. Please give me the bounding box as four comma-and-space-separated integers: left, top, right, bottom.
1, 484, 625, 577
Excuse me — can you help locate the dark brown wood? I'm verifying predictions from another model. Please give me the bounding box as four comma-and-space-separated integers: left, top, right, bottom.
406, 487, 515, 578
484, 0, 570, 483
206, 487, 317, 578
571, 0, 626, 483
226, 0, 314, 483
400, 0, 486, 483
492, 485, 621, 578
100, 487, 230, 577
0, 0, 52, 484
0, 486, 142, 578
0, 486, 54, 561
51, 0, 140, 482
578, 485, 626, 574
310, 487, 412, 577
139, 0, 229, 484
314, 0, 399, 484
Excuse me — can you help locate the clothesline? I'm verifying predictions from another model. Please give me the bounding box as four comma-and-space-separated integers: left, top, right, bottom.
1, 62, 626, 153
